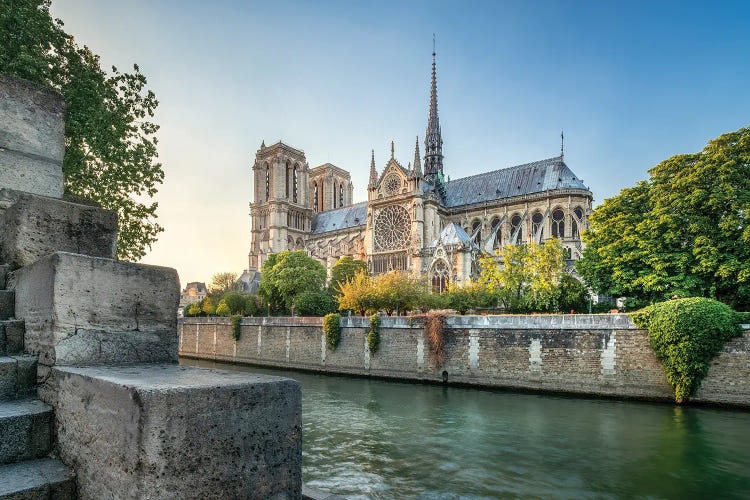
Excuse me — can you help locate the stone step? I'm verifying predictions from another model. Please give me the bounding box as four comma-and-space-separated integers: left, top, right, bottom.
0, 356, 37, 401
0, 264, 9, 290
0, 320, 24, 355
0, 458, 76, 499
0, 399, 52, 465
0, 291, 13, 321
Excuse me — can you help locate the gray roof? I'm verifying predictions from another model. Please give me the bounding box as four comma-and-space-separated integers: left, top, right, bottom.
444, 156, 589, 208
428, 223, 479, 250
311, 201, 367, 234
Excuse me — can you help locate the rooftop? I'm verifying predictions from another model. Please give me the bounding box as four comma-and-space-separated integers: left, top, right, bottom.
311, 201, 367, 234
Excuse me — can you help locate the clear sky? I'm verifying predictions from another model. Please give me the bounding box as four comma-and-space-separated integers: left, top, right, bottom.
50, 0, 750, 288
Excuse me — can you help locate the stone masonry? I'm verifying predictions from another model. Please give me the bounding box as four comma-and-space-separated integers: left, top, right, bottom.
179, 315, 750, 407
0, 75, 302, 498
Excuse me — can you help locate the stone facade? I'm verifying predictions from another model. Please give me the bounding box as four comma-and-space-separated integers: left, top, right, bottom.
247, 53, 593, 288
179, 315, 750, 407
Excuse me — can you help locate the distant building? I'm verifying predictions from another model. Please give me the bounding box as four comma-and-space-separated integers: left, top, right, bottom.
180, 282, 207, 307
246, 50, 593, 289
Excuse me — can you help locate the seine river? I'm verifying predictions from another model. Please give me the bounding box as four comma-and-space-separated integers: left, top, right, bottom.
182, 359, 750, 499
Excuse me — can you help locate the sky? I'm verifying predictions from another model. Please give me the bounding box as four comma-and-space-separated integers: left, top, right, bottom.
50, 0, 750, 288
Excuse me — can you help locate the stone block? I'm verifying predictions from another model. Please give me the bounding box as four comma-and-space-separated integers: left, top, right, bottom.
44, 364, 302, 499
0, 290, 12, 321
0, 320, 24, 355
0, 399, 52, 464
0, 189, 117, 268
0, 75, 64, 198
12, 252, 180, 367
0, 458, 76, 498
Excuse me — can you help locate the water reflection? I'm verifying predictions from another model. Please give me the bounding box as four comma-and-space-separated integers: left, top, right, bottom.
182, 359, 750, 499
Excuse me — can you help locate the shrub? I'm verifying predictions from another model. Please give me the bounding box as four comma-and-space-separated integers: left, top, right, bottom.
230, 314, 242, 341
735, 311, 750, 325
322, 313, 341, 350
558, 274, 589, 313
220, 291, 248, 315
368, 314, 381, 354
243, 295, 263, 316
185, 302, 202, 317
295, 290, 338, 317
215, 300, 231, 316
201, 297, 216, 316
631, 297, 741, 402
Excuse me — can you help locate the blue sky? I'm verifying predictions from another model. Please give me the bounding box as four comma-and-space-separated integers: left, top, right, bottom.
50, 0, 750, 285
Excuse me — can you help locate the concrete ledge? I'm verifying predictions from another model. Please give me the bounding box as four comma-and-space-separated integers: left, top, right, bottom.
0, 75, 64, 198
0, 189, 117, 268
43, 364, 301, 499
12, 252, 179, 366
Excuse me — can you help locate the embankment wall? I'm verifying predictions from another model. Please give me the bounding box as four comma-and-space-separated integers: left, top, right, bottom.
178, 315, 750, 407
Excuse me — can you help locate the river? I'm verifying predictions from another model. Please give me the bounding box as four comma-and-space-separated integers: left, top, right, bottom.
181, 359, 750, 499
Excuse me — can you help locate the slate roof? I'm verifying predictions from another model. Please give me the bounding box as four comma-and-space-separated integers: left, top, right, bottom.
428, 223, 479, 250
311, 201, 367, 234
444, 156, 589, 208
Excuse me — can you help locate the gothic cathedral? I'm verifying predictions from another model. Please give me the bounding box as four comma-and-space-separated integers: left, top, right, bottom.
246, 51, 593, 291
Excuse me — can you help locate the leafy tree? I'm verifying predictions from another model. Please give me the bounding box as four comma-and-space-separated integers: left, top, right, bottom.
201, 297, 216, 316
0, 0, 163, 260
294, 290, 337, 317
445, 282, 480, 315
578, 126, 750, 310
371, 271, 426, 315
337, 271, 376, 315
186, 302, 202, 317
218, 291, 249, 315
329, 256, 368, 294
258, 251, 327, 313
209, 272, 239, 297
558, 274, 589, 313
215, 301, 230, 316
479, 240, 565, 312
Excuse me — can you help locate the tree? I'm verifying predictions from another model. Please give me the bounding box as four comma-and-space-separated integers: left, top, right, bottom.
371, 271, 426, 315
558, 274, 589, 313
577, 126, 750, 310
337, 271, 375, 316
294, 290, 337, 317
0, 0, 163, 260
258, 251, 327, 313
209, 272, 239, 296
479, 240, 565, 312
329, 256, 368, 294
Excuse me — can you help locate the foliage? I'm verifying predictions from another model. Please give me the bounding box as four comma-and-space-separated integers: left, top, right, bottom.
209, 272, 239, 297
337, 271, 375, 315
215, 301, 230, 316
329, 256, 368, 294
445, 282, 482, 314
218, 291, 248, 315
577, 126, 750, 310
631, 298, 741, 402
295, 290, 338, 317
414, 291, 450, 313
478, 240, 565, 312
558, 274, 589, 313
230, 315, 242, 341
185, 302, 202, 317
368, 314, 381, 354
322, 313, 341, 350
736, 311, 750, 325
259, 251, 327, 313
200, 297, 216, 316
0, 0, 163, 260
371, 271, 427, 315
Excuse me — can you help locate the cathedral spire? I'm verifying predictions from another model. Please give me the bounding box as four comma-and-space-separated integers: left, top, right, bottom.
412, 136, 422, 178
368, 149, 378, 188
424, 39, 444, 190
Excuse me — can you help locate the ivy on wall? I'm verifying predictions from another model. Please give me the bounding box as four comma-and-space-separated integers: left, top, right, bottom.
368, 315, 381, 354
323, 313, 341, 350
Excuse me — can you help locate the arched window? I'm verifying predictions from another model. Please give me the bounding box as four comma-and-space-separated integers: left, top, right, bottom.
471, 219, 482, 246
572, 207, 583, 239
285, 162, 290, 199
490, 217, 502, 249
265, 165, 270, 201
552, 208, 565, 238
511, 214, 523, 244
431, 260, 450, 293
339, 183, 344, 207
313, 182, 319, 211
293, 165, 298, 203
532, 212, 544, 241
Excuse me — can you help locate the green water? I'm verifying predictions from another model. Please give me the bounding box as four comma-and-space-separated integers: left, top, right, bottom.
182, 359, 750, 499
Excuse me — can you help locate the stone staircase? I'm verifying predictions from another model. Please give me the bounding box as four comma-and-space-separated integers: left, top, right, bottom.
0, 264, 76, 499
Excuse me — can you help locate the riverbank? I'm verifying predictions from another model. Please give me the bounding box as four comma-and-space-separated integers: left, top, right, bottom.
178, 314, 750, 407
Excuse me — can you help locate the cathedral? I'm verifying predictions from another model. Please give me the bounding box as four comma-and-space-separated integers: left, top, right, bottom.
245, 51, 593, 292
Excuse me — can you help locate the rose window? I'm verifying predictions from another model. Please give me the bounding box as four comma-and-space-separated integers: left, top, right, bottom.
374, 205, 410, 251
384, 175, 401, 196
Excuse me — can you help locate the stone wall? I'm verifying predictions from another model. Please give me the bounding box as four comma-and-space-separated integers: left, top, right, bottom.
179, 314, 750, 407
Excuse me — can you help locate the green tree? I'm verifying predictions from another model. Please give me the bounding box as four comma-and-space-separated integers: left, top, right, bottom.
337, 271, 375, 315
209, 272, 239, 297
258, 251, 327, 313
294, 290, 337, 317
371, 271, 426, 315
558, 274, 589, 313
329, 256, 368, 294
0, 0, 163, 260
577, 126, 750, 309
